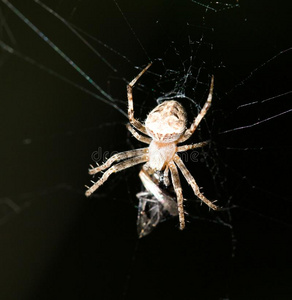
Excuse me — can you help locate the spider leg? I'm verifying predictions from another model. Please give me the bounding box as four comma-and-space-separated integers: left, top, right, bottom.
177, 141, 209, 152
168, 161, 185, 230
89, 148, 148, 175
126, 124, 151, 144
86, 155, 148, 197
127, 63, 152, 134
178, 76, 214, 143
163, 166, 170, 186
173, 154, 218, 211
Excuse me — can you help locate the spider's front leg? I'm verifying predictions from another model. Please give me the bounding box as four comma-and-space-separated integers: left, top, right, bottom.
127, 63, 152, 134
86, 147, 148, 197
126, 124, 151, 144
89, 148, 148, 175
85, 154, 148, 197
178, 76, 214, 143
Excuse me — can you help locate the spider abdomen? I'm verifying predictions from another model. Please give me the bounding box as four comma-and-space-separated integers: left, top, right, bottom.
148, 141, 176, 171
145, 100, 187, 143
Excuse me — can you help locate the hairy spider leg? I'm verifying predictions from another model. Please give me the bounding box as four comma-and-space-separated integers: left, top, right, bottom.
178, 76, 214, 143
127, 63, 152, 134
86, 155, 148, 197
174, 154, 218, 211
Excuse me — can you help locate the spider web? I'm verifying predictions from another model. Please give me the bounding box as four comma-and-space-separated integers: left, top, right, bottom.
0, 0, 291, 299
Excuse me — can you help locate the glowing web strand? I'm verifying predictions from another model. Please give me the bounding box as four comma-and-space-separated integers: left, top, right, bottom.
113, 0, 151, 62
237, 90, 292, 109
68, 23, 133, 66
0, 40, 127, 117
220, 109, 292, 134
34, 0, 117, 72
0, 8, 16, 45
191, 0, 217, 12
227, 47, 292, 95
1, 0, 115, 104
191, 0, 240, 12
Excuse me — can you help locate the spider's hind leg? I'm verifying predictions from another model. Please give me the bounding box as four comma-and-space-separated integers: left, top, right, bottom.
174, 154, 218, 211
163, 166, 170, 187
168, 161, 185, 230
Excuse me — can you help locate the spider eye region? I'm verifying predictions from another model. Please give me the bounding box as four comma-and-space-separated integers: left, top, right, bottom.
145, 100, 187, 143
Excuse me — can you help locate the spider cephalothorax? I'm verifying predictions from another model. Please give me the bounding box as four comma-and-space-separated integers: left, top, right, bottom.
85, 63, 218, 230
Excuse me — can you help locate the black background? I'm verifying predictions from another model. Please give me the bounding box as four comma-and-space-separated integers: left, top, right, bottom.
0, 0, 291, 299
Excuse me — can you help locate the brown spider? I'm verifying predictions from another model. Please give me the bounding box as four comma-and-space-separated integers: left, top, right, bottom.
85, 63, 218, 230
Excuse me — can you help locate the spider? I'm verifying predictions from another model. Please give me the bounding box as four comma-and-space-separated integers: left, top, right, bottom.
85, 63, 218, 230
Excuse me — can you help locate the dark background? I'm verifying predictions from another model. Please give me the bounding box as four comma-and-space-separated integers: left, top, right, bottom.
0, 0, 291, 299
